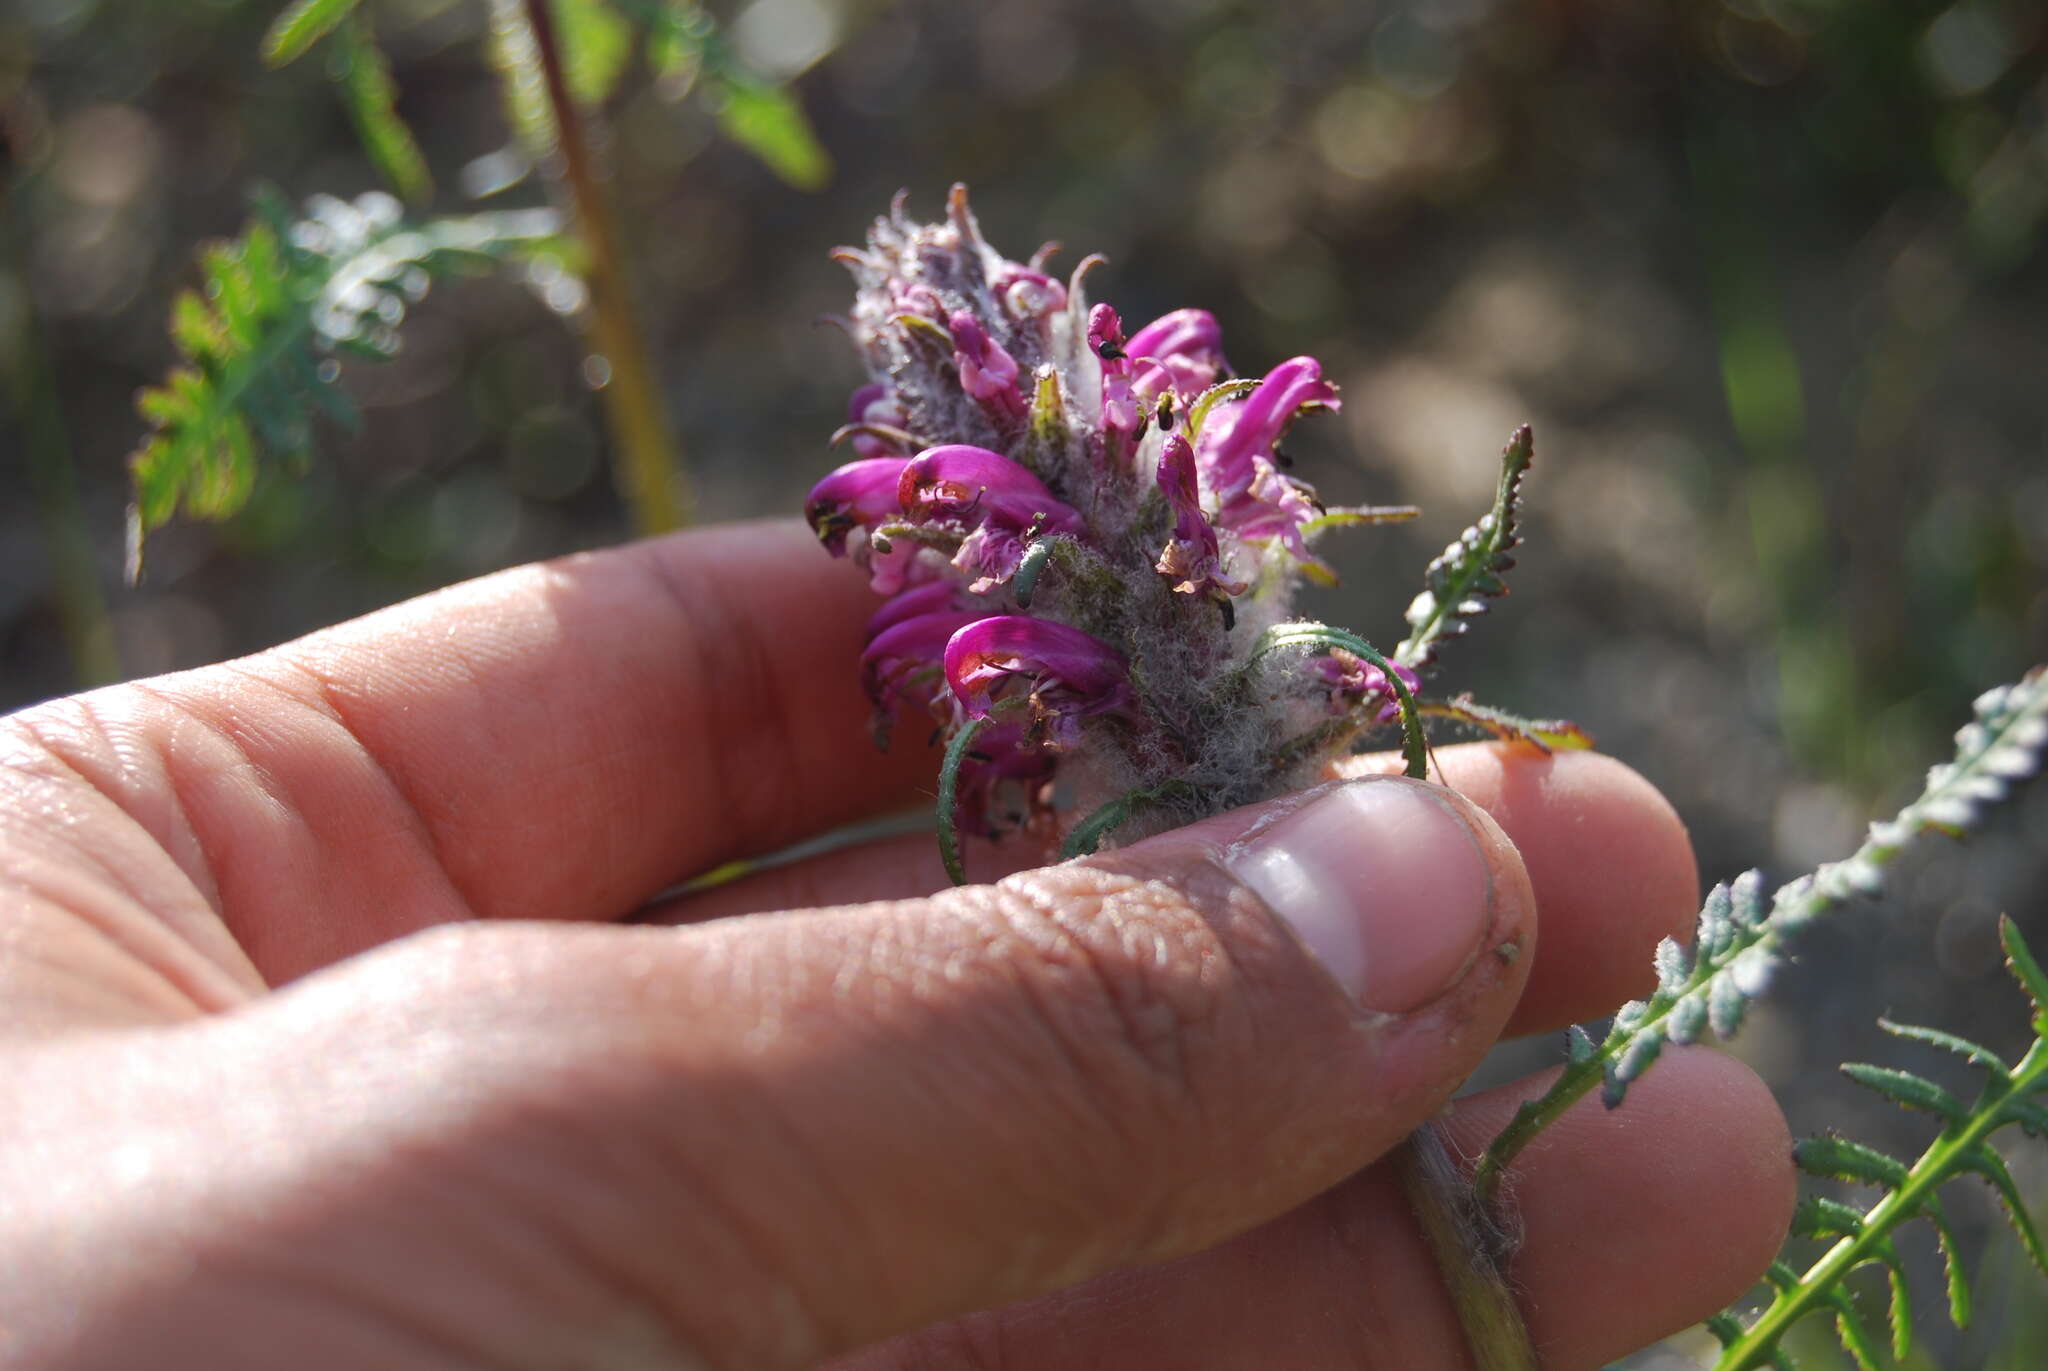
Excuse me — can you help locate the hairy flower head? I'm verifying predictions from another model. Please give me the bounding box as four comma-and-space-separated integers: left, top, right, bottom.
811, 186, 1430, 856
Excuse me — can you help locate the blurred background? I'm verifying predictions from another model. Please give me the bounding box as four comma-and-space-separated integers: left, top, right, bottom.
4, 0, 2048, 1363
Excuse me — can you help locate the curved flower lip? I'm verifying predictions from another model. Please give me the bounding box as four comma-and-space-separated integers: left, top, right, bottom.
944, 615, 1130, 734
1156, 435, 1247, 601
898, 445, 1085, 536
948, 310, 1022, 401
993, 265, 1068, 319
847, 382, 891, 421
1126, 308, 1226, 376
841, 384, 913, 459
862, 610, 992, 711
807, 456, 914, 553
1198, 356, 1338, 496
865, 580, 962, 638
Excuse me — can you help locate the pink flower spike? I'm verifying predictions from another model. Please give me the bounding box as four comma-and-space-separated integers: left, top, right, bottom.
944, 616, 1130, 748
806, 456, 913, 554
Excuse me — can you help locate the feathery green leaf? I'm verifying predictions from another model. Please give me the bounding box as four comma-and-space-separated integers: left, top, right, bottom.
1474, 669, 2048, 1206
1840, 1063, 1968, 1123
709, 73, 831, 190
1705, 924, 2048, 1369
332, 15, 432, 203
1394, 424, 1533, 674
127, 191, 562, 575
1414, 694, 1593, 754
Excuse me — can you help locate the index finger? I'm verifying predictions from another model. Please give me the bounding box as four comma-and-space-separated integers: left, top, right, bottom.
9, 521, 933, 981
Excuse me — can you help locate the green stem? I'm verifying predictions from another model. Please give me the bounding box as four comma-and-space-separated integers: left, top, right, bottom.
1397, 1126, 1540, 1371
521, 0, 689, 536
1716, 1038, 2048, 1370
1248, 623, 1427, 780
936, 717, 989, 887
1474, 673, 2048, 1207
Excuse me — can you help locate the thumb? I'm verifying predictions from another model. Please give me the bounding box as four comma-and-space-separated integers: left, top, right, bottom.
126, 776, 1533, 1368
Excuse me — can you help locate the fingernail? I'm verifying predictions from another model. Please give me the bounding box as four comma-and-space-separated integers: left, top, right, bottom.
1226, 779, 1492, 1013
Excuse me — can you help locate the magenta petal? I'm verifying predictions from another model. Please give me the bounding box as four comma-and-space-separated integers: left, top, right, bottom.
1311, 649, 1421, 720
862, 610, 991, 714
944, 615, 1129, 744
1126, 308, 1222, 362
1127, 307, 1225, 374
1155, 436, 1246, 599
952, 719, 1057, 838
898, 445, 1085, 537
993, 265, 1067, 318
866, 580, 961, 638
1126, 309, 1228, 406
1197, 356, 1337, 498
948, 310, 1021, 402
1087, 303, 1127, 360
845, 383, 909, 459
807, 456, 913, 554
847, 382, 891, 422
1156, 433, 1202, 513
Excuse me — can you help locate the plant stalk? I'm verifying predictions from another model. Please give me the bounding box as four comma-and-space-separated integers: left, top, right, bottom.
1717, 1036, 2048, 1369
521, 0, 690, 536
1397, 1125, 1540, 1371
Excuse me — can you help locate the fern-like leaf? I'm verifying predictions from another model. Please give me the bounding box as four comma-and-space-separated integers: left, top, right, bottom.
1473, 668, 2048, 1204
1393, 424, 1533, 674
127, 190, 563, 576
332, 14, 433, 203
1706, 919, 2048, 1370
263, 2, 432, 203
1414, 694, 1594, 754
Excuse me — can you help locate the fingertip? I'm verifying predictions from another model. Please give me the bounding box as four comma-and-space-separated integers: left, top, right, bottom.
1451, 1047, 1795, 1364
1337, 744, 1701, 1032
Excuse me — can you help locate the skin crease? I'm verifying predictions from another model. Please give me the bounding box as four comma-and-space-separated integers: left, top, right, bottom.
0, 520, 1792, 1370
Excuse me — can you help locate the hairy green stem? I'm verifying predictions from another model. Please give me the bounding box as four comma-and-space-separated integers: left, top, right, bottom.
936, 716, 989, 887
522, 0, 690, 536
1397, 1126, 1539, 1371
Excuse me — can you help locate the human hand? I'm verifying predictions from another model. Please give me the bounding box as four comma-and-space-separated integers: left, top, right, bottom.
0, 520, 1791, 1369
